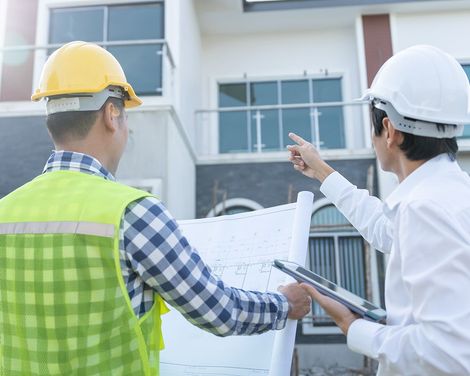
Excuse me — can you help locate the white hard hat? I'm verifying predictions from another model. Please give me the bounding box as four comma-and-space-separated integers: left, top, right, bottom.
361, 45, 470, 138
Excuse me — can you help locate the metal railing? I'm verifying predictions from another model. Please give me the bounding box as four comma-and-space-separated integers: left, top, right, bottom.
0, 39, 175, 97
0, 39, 175, 68
195, 100, 370, 156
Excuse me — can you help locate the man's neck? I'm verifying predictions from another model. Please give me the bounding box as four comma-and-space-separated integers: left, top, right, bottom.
394, 157, 427, 183
54, 143, 117, 176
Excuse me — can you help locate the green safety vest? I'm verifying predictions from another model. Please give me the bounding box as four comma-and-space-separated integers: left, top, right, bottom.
0, 170, 168, 375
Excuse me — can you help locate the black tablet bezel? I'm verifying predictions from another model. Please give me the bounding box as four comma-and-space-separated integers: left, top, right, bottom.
273, 259, 386, 323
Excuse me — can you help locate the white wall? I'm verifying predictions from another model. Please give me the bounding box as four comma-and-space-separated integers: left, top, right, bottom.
177, 0, 202, 145
166, 112, 196, 220
117, 109, 196, 219
200, 26, 366, 154
391, 10, 470, 60
165, 0, 202, 147
117, 111, 168, 181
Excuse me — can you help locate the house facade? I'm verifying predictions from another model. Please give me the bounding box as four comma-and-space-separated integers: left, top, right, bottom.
1, 0, 470, 372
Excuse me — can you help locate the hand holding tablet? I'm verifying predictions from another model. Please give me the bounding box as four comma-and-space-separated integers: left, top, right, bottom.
273, 260, 386, 323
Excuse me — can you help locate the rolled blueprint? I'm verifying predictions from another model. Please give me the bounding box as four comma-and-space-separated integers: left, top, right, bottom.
269, 191, 314, 376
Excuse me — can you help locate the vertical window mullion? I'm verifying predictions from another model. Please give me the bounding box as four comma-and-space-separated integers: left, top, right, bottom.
246, 82, 252, 153
278, 80, 283, 151
103, 6, 108, 43
334, 235, 341, 286
308, 78, 314, 144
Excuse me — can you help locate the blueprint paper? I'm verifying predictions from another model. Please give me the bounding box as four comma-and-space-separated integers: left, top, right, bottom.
160, 192, 314, 376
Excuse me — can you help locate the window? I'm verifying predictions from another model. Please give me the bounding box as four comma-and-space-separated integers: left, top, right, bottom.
218, 206, 253, 216
308, 204, 366, 325
218, 78, 345, 153
461, 64, 470, 138
207, 198, 263, 217
48, 2, 164, 95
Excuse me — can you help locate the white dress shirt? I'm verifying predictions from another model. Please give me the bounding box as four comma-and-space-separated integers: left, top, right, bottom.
320, 154, 470, 375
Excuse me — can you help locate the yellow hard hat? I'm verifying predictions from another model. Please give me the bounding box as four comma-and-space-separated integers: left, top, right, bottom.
31, 41, 142, 108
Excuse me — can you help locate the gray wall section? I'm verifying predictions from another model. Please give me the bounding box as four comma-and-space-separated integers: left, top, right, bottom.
0, 116, 52, 197
196, 158, 376, 218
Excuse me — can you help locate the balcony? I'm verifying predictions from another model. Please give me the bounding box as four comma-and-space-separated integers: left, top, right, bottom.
195, 100, 373, 161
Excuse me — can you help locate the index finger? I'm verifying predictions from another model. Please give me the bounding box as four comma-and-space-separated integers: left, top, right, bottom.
288, 132, 306, 146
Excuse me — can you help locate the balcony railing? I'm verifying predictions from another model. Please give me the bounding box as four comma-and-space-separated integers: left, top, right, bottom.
195, 100, 370, 156
0, 39, 175, 99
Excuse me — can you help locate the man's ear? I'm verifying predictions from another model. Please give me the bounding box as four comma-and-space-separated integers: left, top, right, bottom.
382, 117, 402, 149
102, 101, 121, 132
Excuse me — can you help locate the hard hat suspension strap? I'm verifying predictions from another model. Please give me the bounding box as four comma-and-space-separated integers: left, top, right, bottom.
373, 99, 463, 139
46, 86, 126, 115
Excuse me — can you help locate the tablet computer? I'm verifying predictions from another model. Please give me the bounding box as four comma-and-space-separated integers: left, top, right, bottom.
273, 259, 386, 323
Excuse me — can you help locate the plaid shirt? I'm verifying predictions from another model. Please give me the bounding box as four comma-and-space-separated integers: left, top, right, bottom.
42, 151, 289, 336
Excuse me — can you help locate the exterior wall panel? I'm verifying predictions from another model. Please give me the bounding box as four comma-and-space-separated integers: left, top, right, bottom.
0, 0, 39, 101
362, 14, 393, 86
196, 158, 376, 218
0, 116, 51, 197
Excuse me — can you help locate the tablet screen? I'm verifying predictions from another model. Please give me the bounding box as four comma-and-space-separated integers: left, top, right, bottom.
294, 265, 378, 311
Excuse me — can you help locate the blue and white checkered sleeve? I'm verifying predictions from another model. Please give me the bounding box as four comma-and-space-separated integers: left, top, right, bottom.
123, 196, 290, 336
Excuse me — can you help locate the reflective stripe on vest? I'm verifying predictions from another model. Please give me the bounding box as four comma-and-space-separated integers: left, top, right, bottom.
0, 170, 168, 376
0, 221, 115, 237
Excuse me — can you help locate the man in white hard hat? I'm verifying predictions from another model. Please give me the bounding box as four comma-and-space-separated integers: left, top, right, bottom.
0, 41, 312, 375
288, 45, 470, 375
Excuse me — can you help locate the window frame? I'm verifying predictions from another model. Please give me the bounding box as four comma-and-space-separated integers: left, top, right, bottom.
34, 0, 166, 100
217, 74, 346, 154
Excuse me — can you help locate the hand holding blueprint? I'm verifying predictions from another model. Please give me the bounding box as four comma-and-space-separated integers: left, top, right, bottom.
160, 192, 314, 376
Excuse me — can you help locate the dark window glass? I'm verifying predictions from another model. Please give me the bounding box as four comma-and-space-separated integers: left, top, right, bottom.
249, 82, 278, 151
463, 64, 470, 78
308, 205, 368, 325
108, 45, 162, 95
282, 108, 310, 147
218, 78, 346, 153
281, 80, 309, 104
339, 237, 366, 299
281, 80, 311, 147
312, 78, 342, 102
250, 81, 277, 106
49, 3, 164, 97
219, 83, 247, 108
460, 65, 470, 138
312, 79, 345, 149
49, 8, 104, 44
250, 110, 279, 151
310, 237, 336, 283
221, 206, 253, 216
108, 4, 164, 41
219, 111, 249, 153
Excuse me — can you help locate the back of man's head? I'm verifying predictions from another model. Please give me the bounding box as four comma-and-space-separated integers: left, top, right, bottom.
370, 103, 458, 161
32, 41, 142, 144
46, 97, 124, 144
361, 45, 470, 161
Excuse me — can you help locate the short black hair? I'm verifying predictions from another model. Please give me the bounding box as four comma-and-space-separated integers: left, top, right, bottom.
370, 104, 458, 161
46, 97, 124, 144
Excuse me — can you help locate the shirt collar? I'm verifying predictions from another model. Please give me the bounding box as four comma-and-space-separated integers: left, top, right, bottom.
43, 150, 115, 181
384, 153, 460, 216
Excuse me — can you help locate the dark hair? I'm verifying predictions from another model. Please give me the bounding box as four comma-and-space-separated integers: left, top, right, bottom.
47, 97, 124, 144
370, 104, 458, 161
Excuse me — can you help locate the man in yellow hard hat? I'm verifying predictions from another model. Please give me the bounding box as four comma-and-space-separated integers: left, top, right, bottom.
0, 41, 311, 375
